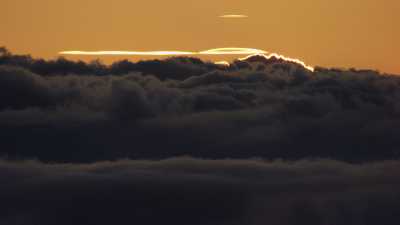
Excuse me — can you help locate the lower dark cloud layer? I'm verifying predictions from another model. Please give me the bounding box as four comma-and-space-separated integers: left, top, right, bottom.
1, 158, 400, 225
1, 55, 400, 162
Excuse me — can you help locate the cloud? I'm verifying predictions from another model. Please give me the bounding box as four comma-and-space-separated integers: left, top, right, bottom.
109, 78, 154, 120
219, 14, 249, 18
58, 49, 314, 71
59, 50, 196, 56
1, 50, 400, 162
214, 61, 230, 66
199, 48, 267, 55
59, 47, 266, 56
0, 66, 54, 110
2, 49, 400, 225
1, 158, 400, 225
239, 53, 314, 72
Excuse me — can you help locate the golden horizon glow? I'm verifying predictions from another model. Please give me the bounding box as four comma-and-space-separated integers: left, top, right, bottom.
219, 15, 248, 18
2, 0, 399, 74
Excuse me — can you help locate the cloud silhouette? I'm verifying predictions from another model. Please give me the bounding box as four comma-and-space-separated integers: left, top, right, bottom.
1, 48, 400, 225
1, 158, 400, 225
0, 51, 400, 162
0, 48, 400, 162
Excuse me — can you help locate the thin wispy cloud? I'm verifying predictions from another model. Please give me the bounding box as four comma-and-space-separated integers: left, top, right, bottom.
59, 47, 314, 71
59, 51, 196, 56
59, 48, 266, 56
219, 14, 248, 18
199, 48, 266, 55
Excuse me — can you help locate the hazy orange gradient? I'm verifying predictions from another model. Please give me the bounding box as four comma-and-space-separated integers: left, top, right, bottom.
1, 0, 399, 73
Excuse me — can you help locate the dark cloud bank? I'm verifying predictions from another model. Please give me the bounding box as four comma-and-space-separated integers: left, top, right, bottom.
2, 158, 400, 225
2, 48, 400, 224
1, 48, 400, 162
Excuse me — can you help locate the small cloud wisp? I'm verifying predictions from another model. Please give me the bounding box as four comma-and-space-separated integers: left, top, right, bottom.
219, 15, 248, 18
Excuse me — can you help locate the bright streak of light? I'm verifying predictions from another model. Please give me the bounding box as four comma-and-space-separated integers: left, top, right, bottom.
214, 61, 230, 66
199, 48, 267, 55
59, 48, 313, 71
59, 51, 195, 56
239, 53, 314, 72
59, 48, 266, 56
219, 15, 248, 18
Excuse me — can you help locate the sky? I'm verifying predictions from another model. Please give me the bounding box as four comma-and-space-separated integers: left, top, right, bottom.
1, 0, 399, 74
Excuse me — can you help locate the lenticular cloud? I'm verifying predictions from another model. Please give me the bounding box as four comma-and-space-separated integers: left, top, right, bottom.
219, 14, 248, 18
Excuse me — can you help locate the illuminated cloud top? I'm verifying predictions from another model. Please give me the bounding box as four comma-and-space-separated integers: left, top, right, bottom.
239, 53, 315, 72
214, 61, 230, 66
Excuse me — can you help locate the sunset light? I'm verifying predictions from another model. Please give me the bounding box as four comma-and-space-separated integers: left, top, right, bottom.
2, 0, 400, 223
59, 47, 314, 71
59, 50, 195, 56
219, 15, 248, 18
239, 53, 315, 72
199, 48, 267, 55
59, 48, 267, 56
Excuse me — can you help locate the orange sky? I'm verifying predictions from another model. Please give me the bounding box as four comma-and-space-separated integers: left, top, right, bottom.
1, 0, 399, 74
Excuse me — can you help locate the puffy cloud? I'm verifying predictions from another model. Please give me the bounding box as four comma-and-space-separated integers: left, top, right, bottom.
109, 79, 154, 120
1, 51, 400, 162
2, 49, 400, 224
0, 66, 53, 110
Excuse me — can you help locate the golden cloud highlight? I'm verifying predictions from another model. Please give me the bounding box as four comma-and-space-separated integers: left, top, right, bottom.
59, 48, 266, 56
199, 48, 267, 55
219, 15, 248, 18
59, 48, 314, 71
239, 53, 314, 72
59, 51, 195, 56
214, 61, 230, 66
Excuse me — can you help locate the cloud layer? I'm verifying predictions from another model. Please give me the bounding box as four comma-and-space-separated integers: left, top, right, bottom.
2, 49, 400, 225
1, 158, 400, 225
219, 14, 249, 18
1, 49, 400, 162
